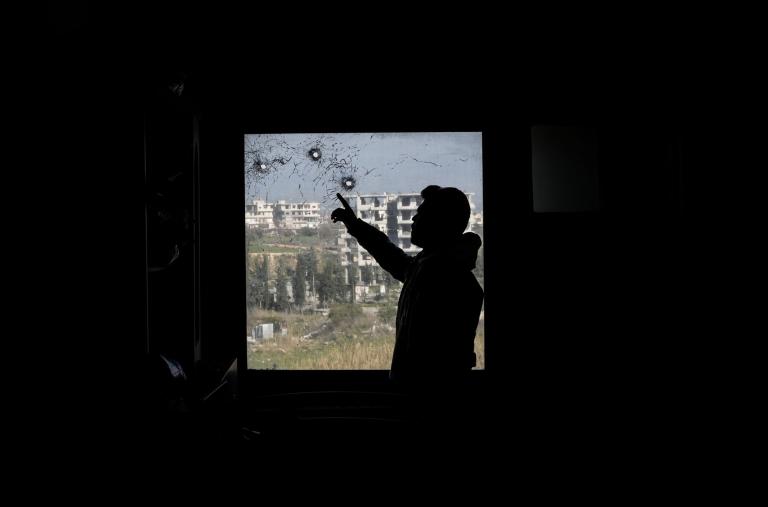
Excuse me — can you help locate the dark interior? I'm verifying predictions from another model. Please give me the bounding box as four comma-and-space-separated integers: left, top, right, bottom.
38, 3, 733, 489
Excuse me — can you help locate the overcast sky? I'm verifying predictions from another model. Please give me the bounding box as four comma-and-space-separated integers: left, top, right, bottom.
245, 132, 483, 212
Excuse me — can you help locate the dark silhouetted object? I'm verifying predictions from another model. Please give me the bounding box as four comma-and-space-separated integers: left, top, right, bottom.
331, 186, 483, 386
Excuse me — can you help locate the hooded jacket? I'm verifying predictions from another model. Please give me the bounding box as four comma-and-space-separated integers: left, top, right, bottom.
345, 218, 484, 383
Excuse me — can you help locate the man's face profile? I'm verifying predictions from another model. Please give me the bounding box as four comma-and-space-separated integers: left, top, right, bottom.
411, 201, 432, 248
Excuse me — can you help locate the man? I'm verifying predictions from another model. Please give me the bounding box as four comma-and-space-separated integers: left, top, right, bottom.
331, 186, 484, 387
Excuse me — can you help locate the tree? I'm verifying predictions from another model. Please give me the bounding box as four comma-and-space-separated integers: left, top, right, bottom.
246, 255, 260, 309
260, 255, 271, 309
306, 247, 318, 297
246, 227, 264, 254
247, 254, 270, 309
272, 206, 285, 231
317, 256, 344, 306
274, 256, 290, 312
293, 252, 307, 309
318, 223, 337, 245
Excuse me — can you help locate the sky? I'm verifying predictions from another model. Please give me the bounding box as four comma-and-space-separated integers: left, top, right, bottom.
244, 132, 483, 212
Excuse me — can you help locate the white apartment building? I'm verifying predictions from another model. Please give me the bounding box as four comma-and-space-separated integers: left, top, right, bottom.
245, 200, 322, 230
273, 201, 322, 230
245, 200, 275, 230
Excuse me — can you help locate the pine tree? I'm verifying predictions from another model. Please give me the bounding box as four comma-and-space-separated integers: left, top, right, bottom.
260, 255, 270, 309
275, 256, 289, 312
306, 247, 318, 298
293, 252, 307, 310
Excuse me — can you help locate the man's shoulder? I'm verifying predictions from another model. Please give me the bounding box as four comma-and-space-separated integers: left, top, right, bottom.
414, 256, 479, 285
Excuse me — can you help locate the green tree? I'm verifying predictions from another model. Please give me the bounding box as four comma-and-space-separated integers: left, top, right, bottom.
273, 206, 285, 231
260, 255, 271, 309
246, 227, 264, 254
293, 252, 307, 309
247, 254, 270, 309
318, 223, 337, 245
317, 256, 345, 306
246, 255, 259, 309
274, 256, 290, 312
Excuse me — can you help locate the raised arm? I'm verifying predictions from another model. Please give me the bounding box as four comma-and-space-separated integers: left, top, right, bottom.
331, 193, 413, 282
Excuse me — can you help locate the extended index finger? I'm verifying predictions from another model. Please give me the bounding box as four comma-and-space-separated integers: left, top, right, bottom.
336, 193, 352, 211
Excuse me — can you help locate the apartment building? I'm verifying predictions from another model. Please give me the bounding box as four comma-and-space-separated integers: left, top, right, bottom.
245, 200, 322, 230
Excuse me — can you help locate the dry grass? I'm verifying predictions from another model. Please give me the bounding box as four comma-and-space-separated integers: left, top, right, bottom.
247, 308, 485, 370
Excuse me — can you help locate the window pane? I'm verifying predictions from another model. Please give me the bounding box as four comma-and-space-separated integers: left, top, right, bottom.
245, 132, 484, 370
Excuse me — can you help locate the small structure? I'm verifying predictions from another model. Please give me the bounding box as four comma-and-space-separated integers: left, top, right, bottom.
249, 323, 274, 342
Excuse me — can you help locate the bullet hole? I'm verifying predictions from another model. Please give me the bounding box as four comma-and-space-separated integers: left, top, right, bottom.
253, 160, 269, 174
308, 148, 322, 161
340, 176, 357, 190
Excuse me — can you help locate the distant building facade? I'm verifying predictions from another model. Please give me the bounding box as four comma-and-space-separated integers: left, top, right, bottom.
245, 199, 322, 230
245, 193, 481, 304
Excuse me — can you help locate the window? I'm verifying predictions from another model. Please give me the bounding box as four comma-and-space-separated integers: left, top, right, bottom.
245, 132, 484, 370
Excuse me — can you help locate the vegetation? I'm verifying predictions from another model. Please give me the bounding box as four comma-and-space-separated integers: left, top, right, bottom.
245, 226, 485, 370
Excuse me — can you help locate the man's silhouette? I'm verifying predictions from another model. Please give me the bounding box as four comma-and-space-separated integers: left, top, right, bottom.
331, 185, 484, 387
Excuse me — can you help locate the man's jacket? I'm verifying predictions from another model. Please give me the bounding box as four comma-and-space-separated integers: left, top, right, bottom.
345, 218, 484, 382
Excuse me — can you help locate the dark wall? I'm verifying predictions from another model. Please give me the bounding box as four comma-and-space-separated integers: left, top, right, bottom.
40, 3, 724, 480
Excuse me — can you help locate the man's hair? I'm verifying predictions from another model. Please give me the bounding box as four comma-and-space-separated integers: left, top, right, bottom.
420, 185, 471, 236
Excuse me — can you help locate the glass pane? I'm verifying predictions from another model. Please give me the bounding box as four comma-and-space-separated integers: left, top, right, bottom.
245, 132, 484, 370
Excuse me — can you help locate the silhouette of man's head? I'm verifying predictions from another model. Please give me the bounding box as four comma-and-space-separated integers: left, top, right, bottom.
411, 185, 471, 248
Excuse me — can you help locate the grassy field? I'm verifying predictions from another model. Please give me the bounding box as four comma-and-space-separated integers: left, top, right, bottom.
245, 228, 485, 370
247, 307, 485, 370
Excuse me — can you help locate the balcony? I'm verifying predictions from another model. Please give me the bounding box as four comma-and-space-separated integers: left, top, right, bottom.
397, 202, 418, 210
358, 201, 385, 210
